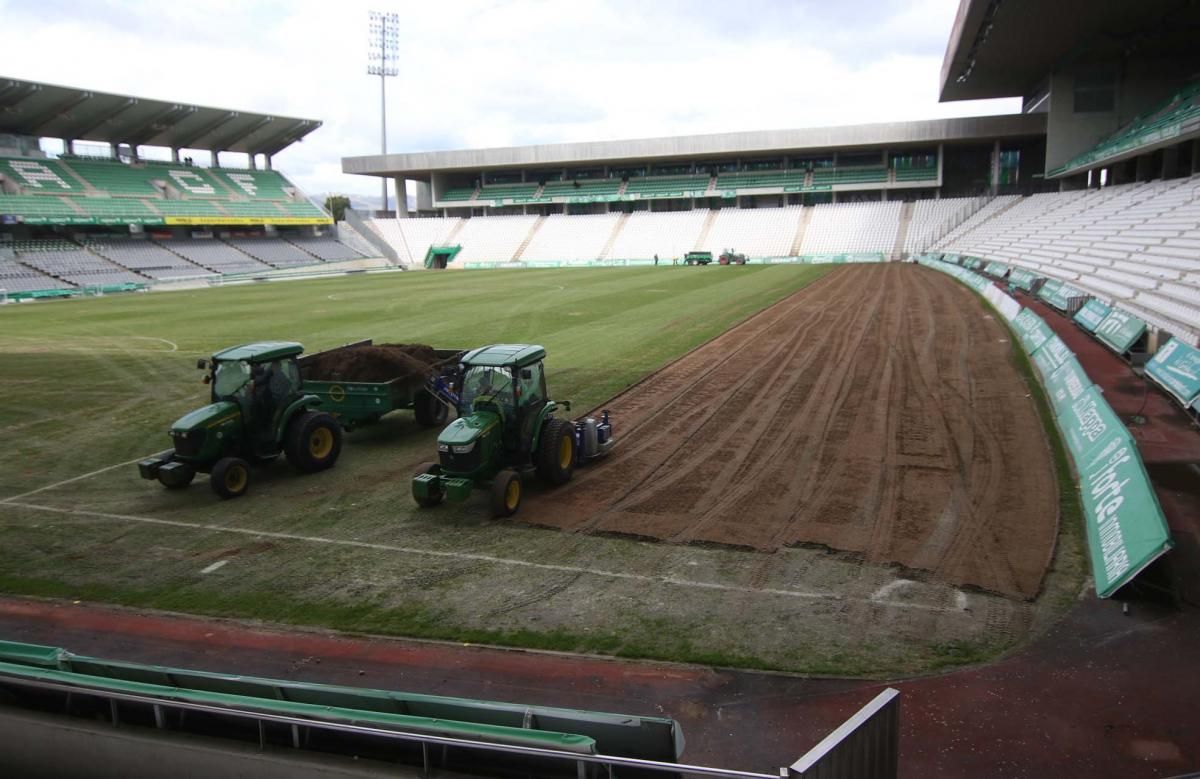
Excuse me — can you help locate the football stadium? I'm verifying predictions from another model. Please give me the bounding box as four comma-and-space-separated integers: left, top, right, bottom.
0, 0, 1198, 776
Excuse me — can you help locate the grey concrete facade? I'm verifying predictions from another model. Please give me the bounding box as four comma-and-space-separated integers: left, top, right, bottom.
342, 114, 1046, 180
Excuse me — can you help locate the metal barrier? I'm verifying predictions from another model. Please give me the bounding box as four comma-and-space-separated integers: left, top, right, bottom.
788, 688, 899, 779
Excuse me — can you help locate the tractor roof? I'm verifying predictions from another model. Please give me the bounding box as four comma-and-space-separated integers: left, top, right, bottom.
211, 341, 304, 362
461, 344, 546, 368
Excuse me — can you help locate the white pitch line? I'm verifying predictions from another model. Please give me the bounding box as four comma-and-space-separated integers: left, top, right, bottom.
1, 501, 965, 614
200, 560, 228, 574
0, 456, 152, 505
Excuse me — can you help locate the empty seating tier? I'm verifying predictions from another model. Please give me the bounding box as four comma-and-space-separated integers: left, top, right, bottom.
156, 239, 270, 274
85, 240, 210, 280
286, 235, 366, 262
936, 175, 1200, 343
519, 213, 620, 262
715, 170, 807, 190
698, 206, 804, 257
224, 237, 318, 268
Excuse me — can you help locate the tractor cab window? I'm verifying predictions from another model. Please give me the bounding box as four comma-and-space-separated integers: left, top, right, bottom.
517, 362, 546, 408
459, 366, 515, 416
212, 360, 252, 401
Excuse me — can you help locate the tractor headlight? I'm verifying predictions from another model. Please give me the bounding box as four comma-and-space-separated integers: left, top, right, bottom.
437, 443, 450, 453
452, 442, 476, 454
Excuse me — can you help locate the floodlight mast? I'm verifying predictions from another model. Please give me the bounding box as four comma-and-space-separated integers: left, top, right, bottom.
367, 10, 399, 214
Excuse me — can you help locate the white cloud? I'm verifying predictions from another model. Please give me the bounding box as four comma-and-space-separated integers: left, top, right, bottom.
0, 0, 1021, 196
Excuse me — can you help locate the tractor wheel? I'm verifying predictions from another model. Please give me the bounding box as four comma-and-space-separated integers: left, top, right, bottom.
285, 411, 343, 473
158, 465, 195, 490
537, 418, 576, 486
210, 457, 251, 500
490, 470, 522, 518
412, 461, 444, 508
413, 390, 448, 428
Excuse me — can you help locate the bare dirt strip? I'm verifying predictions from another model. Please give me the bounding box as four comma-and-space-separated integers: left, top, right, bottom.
521, 263, 1058, 600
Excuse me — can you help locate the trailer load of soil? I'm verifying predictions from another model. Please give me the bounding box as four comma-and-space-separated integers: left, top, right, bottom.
301, 343, 440, 383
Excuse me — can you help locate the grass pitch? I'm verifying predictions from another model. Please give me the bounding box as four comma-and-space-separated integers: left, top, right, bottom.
0, 265, 1081, 676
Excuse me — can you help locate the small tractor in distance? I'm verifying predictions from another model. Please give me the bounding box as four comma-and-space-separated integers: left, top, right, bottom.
718, 249, 747, 265
138, 342, 343, 499
411, 344, 614, 517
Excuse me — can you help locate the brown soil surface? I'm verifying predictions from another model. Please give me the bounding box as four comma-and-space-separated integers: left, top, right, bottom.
520, 264, 1058, 600
301, 343, 438, 383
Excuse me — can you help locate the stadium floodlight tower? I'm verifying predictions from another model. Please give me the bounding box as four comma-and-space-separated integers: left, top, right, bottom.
367, 10, 399, 213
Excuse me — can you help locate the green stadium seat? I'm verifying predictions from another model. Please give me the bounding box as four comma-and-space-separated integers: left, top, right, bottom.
477, 183, 539, 200
623, 175, 710, 197
208, 168, 294, 200
440, 187, 477, 201
0, 156, 83, 193
539, 179, 622, 198
714, 170, 807, 189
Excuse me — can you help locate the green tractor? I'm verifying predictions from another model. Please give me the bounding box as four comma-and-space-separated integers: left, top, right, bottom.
138, 342, 342, 499
411, 344, 613, 517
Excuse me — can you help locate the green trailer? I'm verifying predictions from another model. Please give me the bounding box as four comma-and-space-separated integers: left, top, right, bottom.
684, 251, 713, 265
300, 339, 466, 431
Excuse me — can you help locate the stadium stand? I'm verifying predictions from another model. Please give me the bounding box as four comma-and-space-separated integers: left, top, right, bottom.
902, 197, 978, 254
0, 155, 330, 225
698, 206, 804, 257
539, 179, 622, 198
936, 175, 1200, 343
366, 216, 461, 265
1049, 79, 1200, 177
224, 237, 319, 268
0, 255, 68, 292
519, 213, 621, 262
800, 201, 902, 255
607, 209, 708, 260
453, 215, 539, 264
715, 170, 808, 190
155, 238, 271, 275
85, 239, 211, 280
477, 183, 539, 201
13, 240, 146, 287
286, 234, 367, 262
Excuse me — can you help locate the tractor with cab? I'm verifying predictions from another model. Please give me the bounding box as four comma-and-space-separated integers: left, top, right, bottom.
138, 341, 343, 499
411, 344, 613, 517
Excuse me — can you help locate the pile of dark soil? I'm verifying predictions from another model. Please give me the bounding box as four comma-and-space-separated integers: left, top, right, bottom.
301, 343, 439, 383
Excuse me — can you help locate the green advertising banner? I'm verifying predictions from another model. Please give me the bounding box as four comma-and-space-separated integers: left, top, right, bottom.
1008, 268, 1037, 290
1046, 282, 1084, 312
1094, 308, 1147, 355
1045, 357, 1093, 416
1078, 429, 1173, 598
984, 261, 1009, 277
1061, 385, 1126, 463
1012, 308, 1054, 353
1073, 298, 1111, 332
1036, 278, 1063, 303
1144, 337, 1200, 407
1032, 334, 1074, 376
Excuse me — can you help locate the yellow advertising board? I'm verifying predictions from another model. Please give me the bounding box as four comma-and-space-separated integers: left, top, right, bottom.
164, 216, 333, 226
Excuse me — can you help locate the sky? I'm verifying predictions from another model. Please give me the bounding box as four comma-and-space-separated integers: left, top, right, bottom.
0, 0, 1020, 198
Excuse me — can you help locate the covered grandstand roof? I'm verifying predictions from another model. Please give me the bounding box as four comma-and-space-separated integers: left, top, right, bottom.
0, 76, 321, 155
940, 0, 1200, 102
343, 114, 1045, 178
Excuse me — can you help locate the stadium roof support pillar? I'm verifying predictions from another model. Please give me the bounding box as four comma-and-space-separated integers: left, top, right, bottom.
393, 177, 410, 218
210, 150, 219, 168
990, 139, 1001, 195
170, 148, 180, 163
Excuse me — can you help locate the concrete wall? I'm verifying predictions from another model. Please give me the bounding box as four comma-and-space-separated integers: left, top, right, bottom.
1044, 58, 1190, 173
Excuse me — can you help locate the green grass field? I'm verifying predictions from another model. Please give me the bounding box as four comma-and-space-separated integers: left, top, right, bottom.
0, 265, 1082, 676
